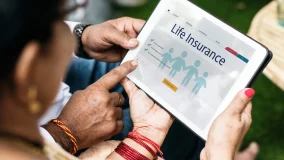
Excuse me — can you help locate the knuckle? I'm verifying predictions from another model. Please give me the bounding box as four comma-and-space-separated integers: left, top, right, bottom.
92, 82, 104, 90
120, 33, 130, 42
239, 97, 248, 106
116, 107, 123, 113
237, 91, 248, 105
230, 109, 239, 116
103, 131, 113, 140
118, 17, 131, 24
92, 94, 109, 106
116, 109, 123, 117
108, 120, 118, 132
121, 62, 131, 69
72, 90, 83, 97
244, 112, 252, 125
92, 50, 107, 60
101, 25, 110, 34
107, 109, 116, 117
110, 68, 121, 80
101, 96, 110, 105
122, 17, 131, 21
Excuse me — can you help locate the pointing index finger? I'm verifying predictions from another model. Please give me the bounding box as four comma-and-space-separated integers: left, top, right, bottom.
92, 60, 138, 90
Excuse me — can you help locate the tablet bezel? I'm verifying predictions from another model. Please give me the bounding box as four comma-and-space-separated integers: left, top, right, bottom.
122, 0, 271, 140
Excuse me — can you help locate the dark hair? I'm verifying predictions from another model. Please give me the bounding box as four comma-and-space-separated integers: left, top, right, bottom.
0, 0, 65, 85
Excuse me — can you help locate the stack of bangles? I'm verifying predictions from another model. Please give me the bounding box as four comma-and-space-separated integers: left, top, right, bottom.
49, 119, 79, 154
115, 130, 163, 160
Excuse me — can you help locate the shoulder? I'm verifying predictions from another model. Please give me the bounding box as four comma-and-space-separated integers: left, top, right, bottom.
0, 141, 48, 160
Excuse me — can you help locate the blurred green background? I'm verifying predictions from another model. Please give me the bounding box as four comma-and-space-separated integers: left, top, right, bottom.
117, 0, 284, 159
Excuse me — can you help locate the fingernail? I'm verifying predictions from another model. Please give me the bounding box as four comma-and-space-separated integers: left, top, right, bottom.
128, 38, 139, 46
131, 60, 138, 66
245, 88, 255, 98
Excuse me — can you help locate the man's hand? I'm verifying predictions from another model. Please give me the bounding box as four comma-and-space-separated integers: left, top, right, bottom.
200, 89, 255, 160
81, 17, 145, 62
43, 60, 138, 152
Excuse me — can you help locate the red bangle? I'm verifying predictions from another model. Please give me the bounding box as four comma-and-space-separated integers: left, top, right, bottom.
127, 134, 158, 159
115, 142, 150, 160
129, 131, 164, 159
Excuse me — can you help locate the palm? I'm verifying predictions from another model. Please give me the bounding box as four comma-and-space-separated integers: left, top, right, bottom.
125, 81, 173, 134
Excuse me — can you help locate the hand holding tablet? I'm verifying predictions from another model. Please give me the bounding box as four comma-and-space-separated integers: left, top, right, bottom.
122, 0, 272, 139
201, 88, 254, 159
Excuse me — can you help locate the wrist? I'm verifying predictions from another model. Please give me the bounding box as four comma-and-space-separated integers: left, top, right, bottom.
42, 123, 74, 153
123, 138, 155, 159
81, 25, 90, 49
108, 127, 167, 160
73, 24, 91, 58
113, 128, 166, 160
133, 126, 168, 147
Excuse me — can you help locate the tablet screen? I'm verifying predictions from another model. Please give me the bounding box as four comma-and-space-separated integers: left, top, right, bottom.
123, 0, 267, 136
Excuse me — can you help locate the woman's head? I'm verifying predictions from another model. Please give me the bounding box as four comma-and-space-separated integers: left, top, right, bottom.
0, 0, 75, 117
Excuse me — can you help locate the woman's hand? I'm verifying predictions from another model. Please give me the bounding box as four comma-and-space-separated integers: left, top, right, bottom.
200, 88, 255, 160
43, 61, 138, 152
120, 78, 175, 146
82, 17, 145, 62
106, 77, 174, 159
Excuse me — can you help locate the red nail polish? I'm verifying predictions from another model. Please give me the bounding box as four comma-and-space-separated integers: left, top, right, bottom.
245, 89, 255, 98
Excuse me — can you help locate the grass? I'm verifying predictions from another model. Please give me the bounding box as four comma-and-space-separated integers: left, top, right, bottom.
116, 0, 284, 159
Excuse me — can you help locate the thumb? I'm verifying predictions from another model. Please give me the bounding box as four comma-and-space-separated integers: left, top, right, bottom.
105, 26, 139, 49
120, 77, 138, 98
225, 88, 255, 115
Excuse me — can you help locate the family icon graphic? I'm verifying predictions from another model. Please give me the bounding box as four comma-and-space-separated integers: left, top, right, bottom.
182, 60, 201, 87
158, 48, 209, 94
192, 72, 208, 94
169, 51, 188, 77
159, 48, 174, 69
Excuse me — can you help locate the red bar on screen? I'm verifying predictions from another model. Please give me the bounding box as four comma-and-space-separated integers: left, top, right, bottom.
225, 47, 238, 56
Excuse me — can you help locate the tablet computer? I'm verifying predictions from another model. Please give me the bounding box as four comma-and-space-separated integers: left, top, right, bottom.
121, 0, 272, 139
